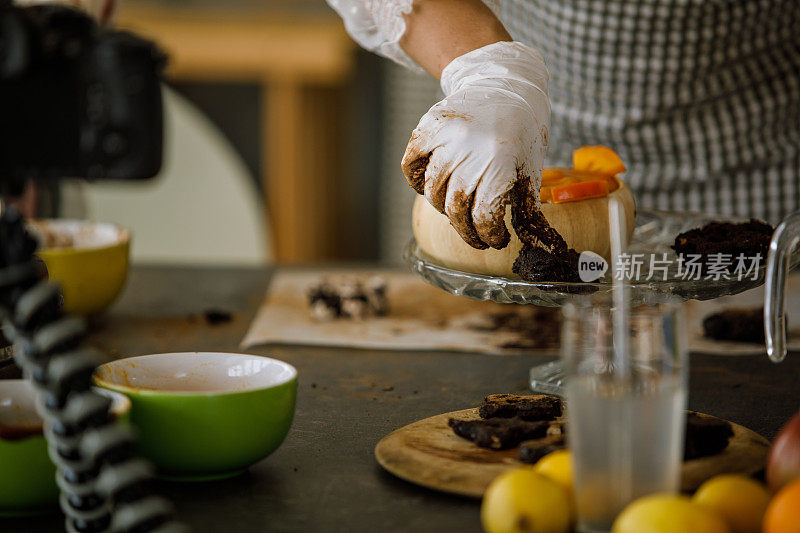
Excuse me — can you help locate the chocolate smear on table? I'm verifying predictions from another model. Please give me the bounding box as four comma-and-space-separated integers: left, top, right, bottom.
684, 412, 734, 461
448, 417, 549, 450
672, 219, 773, 273
479, 393, 563, 421
510, 176, 583, 283
462, 308, 561, 351
702, 307, 766, 343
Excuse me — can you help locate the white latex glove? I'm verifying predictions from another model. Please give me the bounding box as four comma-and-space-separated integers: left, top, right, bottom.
401, 41, 550, 250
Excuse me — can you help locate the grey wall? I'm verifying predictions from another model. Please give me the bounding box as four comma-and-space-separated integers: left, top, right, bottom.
170, 49, 384, 260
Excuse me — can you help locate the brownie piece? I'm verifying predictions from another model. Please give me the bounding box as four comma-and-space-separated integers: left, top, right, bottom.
513, 245, 582, 283
479, 394, 563, 421
703, 307, 765, 343
519, 440, 566, 464
684, 412, 734, 461
672, 219, 773, 271
509, 177, 584, 284
448, 417, 549, 450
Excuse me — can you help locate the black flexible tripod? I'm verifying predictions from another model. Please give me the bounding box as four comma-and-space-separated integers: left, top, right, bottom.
0, 204, 187, 532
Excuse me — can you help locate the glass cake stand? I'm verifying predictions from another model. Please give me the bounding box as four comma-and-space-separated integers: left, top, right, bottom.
404, 209, 791, 394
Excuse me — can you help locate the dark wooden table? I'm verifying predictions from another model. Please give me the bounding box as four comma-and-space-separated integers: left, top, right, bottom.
3, 265, 800, 533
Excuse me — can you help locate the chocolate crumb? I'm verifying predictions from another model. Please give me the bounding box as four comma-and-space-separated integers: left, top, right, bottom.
203, 309, 232, 325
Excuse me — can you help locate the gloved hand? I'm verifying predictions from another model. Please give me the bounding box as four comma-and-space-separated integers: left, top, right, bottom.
402, 41, 550, 250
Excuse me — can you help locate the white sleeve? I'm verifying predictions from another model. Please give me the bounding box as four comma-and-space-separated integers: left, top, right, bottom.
326, 0, 502, 71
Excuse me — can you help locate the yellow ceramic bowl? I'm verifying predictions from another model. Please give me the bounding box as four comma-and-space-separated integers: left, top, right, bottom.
28, 219, 131, 315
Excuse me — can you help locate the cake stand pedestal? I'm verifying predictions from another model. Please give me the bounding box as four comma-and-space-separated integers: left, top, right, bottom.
405, 209, 789, 394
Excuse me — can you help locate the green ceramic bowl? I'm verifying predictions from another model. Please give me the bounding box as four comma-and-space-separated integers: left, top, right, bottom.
0, 380, 130, 517
93, 352, 297, 481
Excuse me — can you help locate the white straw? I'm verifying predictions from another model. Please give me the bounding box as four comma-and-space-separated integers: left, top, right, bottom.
608, 197, 634, 518
609, 197, 630, 379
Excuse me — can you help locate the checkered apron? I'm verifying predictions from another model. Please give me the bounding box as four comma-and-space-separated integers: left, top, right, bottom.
498, 0, 800, 223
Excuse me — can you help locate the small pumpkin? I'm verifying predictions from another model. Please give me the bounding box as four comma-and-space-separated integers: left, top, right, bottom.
412, 146, 636, 276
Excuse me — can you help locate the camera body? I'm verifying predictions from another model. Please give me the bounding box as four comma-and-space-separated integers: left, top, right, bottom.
0, 3, 165, 196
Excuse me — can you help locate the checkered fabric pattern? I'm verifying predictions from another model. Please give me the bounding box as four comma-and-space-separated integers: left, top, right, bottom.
500, 0, 800, 223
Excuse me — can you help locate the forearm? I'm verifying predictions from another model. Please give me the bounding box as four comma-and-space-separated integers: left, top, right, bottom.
399, 0, 511, 79
330, 0, 549, 251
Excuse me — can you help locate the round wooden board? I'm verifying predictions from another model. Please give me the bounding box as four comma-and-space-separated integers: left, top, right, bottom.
375, 408, 770, 498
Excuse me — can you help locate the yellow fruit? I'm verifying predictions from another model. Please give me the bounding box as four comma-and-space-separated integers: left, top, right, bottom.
612, 493, 731, 533
533, 450, 573, 494
693, 474, 770, 533
481, 469, 571, 533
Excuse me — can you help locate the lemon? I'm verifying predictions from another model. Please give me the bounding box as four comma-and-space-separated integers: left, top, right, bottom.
693, 474, 770, 533
532, 450, 573, 493
481, 469, 571, 533
612, 493, 731, 533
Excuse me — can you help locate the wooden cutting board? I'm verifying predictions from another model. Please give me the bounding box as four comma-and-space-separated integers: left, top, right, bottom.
375, 408, 770, 498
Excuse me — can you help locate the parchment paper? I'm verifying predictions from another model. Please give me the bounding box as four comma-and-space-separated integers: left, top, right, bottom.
241, 268, 560, 355
242, 268, 800, 356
